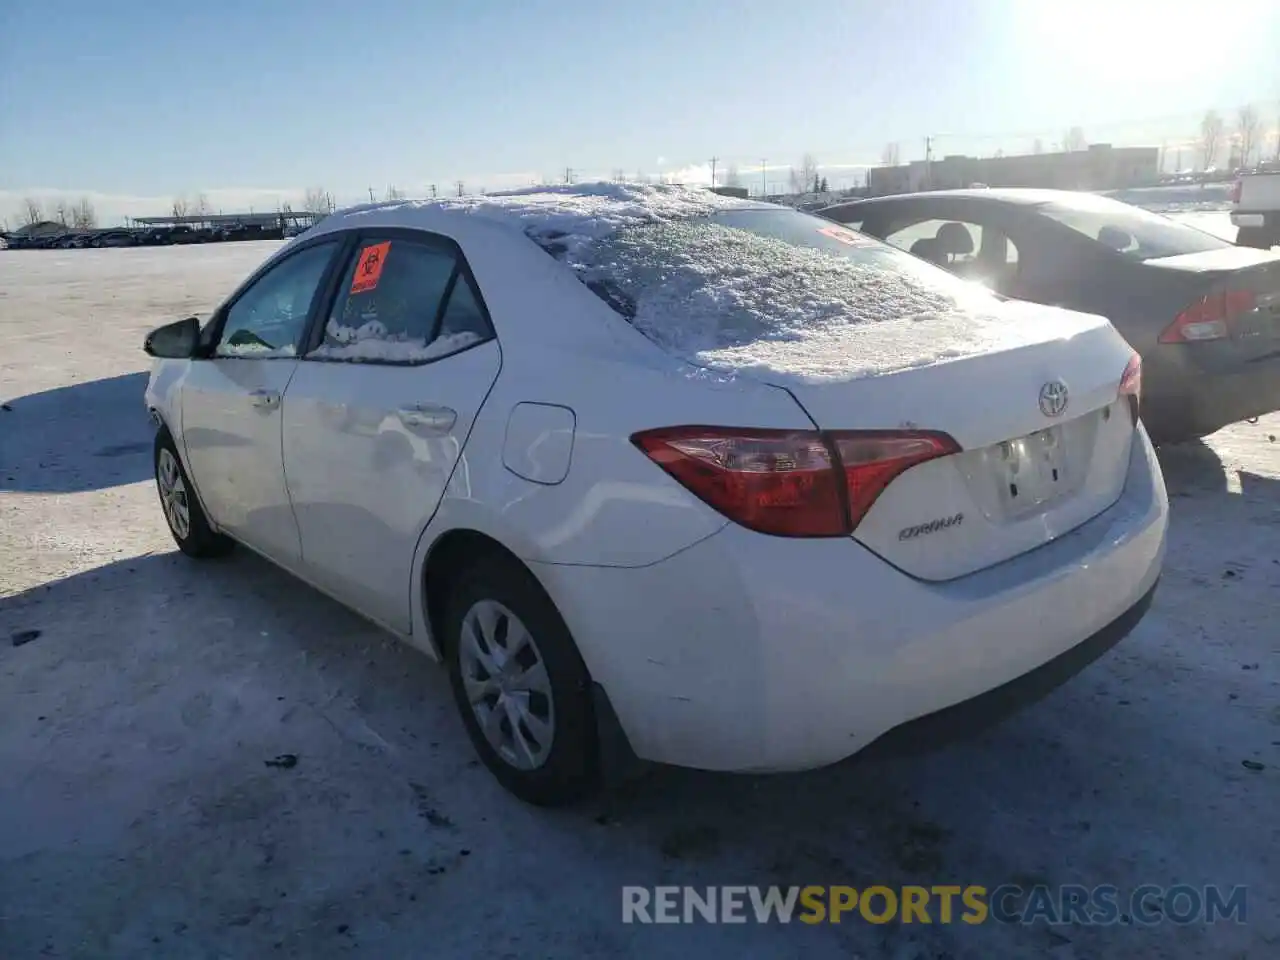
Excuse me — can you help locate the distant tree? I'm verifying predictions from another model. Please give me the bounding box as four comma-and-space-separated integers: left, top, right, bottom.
192, 193, 211, 218
171, 197, 190, 219
1199, 110, 1225, 169
1063, 127, 1087, 152
610, 169, 626, 182
725, 164, 742, 188
385, 185, 405, 201
1032, 138, 1044, 154
53, 200, 71, 227
881, 142, 901, 166
456, 180, 466, 197
72, 197, 97, 229
634, 169, 650, 184
20, 197, 43, 226
1236, 105, 1260, 167
790, 153, 819, 195
303, 187, 333, 215
994, 148, 1005, 159
819, 175, 829, 192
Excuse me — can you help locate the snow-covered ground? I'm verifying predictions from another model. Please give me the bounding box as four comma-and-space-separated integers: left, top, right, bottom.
2, 224, 1278, 959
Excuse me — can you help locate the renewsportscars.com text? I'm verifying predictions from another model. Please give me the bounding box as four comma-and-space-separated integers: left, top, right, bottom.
621, 884, 1248, 926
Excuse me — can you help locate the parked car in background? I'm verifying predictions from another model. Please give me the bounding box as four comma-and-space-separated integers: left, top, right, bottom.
823, 189, 1280, 443
140, 227, 175, 246
143, 185, 1165, 805
1231, 168, 1280, 250
91, 230, 139, 248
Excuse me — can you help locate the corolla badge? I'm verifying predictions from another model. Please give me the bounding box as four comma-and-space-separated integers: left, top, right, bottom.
1039, 380, 1069, 418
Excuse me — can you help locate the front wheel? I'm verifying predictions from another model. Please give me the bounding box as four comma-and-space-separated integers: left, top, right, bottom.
445, 554, 598, 806
154, 428, 234, 558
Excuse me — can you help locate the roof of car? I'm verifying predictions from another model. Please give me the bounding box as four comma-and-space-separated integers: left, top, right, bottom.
317, 182, 775, 251
827, 188, 1092, 210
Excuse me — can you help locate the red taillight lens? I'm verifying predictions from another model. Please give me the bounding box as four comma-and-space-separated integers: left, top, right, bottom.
1119, 353, 1142, 424
631, 426, 958, 537
631, 427, 846, 536
1159, 290, 1257, 343
829, 432, 960, 526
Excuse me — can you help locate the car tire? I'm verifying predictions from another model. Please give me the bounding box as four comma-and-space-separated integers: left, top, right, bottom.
1235, 226, 1276, 250
154, 428, 234, 559
444, 553, 598, 806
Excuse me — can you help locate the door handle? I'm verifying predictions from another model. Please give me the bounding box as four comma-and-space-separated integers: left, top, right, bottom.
397, 403, 456, 433
249, 389, 281, 410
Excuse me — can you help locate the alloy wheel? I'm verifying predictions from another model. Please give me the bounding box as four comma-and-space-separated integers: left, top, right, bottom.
157, 448, 191, 540
458, 599, 556, 770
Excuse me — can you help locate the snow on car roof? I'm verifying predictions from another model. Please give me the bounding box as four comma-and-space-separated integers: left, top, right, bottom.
337, 181, 768, 254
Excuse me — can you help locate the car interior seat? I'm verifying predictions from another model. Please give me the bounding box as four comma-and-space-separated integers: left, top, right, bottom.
935, 222, 975, 259
909, 237, 947, 267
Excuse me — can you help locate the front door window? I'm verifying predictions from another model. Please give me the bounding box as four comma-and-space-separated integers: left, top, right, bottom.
215, 242, 337, 358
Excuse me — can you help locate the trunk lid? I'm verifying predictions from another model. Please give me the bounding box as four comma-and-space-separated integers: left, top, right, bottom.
782, 303, 1138, 581
1146, 249, 1280, 361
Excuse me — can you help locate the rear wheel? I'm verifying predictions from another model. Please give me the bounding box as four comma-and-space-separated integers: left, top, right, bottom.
1236, 226, 1276, 250
154, 428, 234, 558
444, 554, 598, 806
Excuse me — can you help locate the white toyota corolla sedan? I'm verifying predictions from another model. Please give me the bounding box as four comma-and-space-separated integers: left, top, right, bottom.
143, 183, 1167, 805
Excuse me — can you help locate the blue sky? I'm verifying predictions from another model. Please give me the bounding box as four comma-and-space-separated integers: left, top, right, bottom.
2, 0, 1277, 224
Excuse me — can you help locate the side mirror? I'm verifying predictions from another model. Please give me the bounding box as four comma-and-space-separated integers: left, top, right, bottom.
144, 317, 200, 358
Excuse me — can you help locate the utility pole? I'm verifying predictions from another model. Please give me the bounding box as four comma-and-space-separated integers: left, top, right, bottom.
760, 158, 767, 197
924, 136, 934, 190
709, 156, 719, 189
564, 167, 574, 184
367, 187, 376, 203
455, 181, 465, 197
429, 184, 438, 198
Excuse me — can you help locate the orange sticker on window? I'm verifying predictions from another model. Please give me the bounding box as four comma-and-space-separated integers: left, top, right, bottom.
817, 225, 866, 246
350, 241, 391, 294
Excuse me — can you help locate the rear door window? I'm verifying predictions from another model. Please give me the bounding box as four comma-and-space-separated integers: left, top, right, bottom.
309, 236, 492, 363
1036, 194, 1232, 260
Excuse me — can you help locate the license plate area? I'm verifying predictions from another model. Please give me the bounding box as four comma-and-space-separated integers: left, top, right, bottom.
996, 426, 1069, 518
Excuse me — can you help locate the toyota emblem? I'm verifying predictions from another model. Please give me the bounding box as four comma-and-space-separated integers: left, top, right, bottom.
1039, 380, 1069, 418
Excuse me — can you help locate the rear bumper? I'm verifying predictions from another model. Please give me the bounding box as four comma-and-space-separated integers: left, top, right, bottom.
535, 429, 1167, 772
1144, 357, 1280, 440
1230, 212, 1267, 229
859, 578, 1157, 758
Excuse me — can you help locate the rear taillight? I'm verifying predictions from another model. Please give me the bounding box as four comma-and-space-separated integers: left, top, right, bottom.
631, 426, 958, 537
1158, 290, 1257, 343
1119, 353, 1142, 425
829, 433, 960, 526
1229, 179, 1242, 204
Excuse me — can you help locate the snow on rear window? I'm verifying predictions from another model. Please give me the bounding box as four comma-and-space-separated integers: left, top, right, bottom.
564, 210, 1022, 383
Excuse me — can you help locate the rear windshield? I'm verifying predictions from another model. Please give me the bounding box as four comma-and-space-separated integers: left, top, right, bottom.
550, 207, 995, 341
1036, 194, 1231, 261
